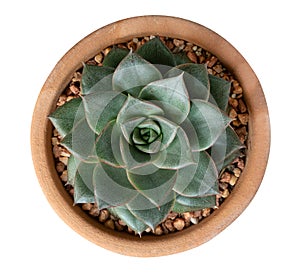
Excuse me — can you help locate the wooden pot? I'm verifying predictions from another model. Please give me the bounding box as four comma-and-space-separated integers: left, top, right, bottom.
31, 15, 270, 257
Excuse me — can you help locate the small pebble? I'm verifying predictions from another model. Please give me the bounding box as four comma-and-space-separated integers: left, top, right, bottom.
233, 168, 241, 177
94, 53, 103, 64
207, 56, 218, 68
229, 108, 238, 119
202, 208, 211, 217
59, 156, 68, 166
190, 217, 199, 225
229, 98, 239, 109
238, 113, 249, 125
167, 212, 178, 220
89, 206, 100, 217
99, 209, 110, 222
173, 38, 184, 47
191, 211, 202, 218
154, 225, 163, 235
238, 99, 247, 113
104, 219, 115, 230
145, 227, 152, 233
56, 162, 65, 173
187, 51, 197, 63
69, 85, 80, 95
173, 218, 185, 231
220, 172, 231, 183
164, 220, 175, 232
182, 212, 192, 222
229, 175, 238, 186
82, 203, 93, 211
60, 170, 68, 182
115, 221, 125, 231
221, 189, 230, 198
51, 137, 59, 146
53, 145, 61, 158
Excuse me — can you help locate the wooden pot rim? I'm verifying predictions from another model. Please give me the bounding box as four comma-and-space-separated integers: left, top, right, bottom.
31, 15, 270, 257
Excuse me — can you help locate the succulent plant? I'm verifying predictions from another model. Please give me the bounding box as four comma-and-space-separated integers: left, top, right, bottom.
49, 37, 244, 235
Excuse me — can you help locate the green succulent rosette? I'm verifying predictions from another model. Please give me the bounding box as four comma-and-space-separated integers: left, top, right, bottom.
49, 38, 244, 235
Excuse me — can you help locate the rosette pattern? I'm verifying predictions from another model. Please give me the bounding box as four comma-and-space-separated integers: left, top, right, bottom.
49, 38, 244, 234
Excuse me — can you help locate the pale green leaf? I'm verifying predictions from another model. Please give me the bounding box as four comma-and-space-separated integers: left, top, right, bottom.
102, 47, 129, 68
139, 74, 190, 124
120, 116, 146, 144
93, 163, 138, 207
127, 168, 177, 207
109, 206, 148, 235
81, 64, 114, 95
112, 51, 162, 96
119, 136, 161, 174
49, 97, 84, 138
83, 91, 127, 134
134, 135, 162, 154
173, 52, 193, 65
73, 171, 95, 204
136, 37, 176, 67
185, 100, 232, 151
208, 74, 231, 111
150, 116, 178, 151
66, 154, 78, 186
154, 127, 195, 170
210, 126, 244, 171
173, 194, 216, 213
165, 64, 210, 101
127, 191, 175, 230
95, 120, 124, 167
117, 95, 164, 125
60, 118, 98, 163
174, 151, 219, 197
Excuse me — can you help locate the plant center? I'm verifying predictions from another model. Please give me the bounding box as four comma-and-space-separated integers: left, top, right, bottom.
132, 119, 161, 146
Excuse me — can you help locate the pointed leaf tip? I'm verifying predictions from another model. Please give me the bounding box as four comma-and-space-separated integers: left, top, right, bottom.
112, 51, 162, 96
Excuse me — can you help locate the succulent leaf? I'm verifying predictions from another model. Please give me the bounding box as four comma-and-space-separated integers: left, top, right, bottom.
186, 100, 232, 151
127, 168, 177, 207
208, 74, 231, 111
139, 74, 190, 124
95, 120, 124, 167
109, 206, 148, 235
49, 98, 84, 138
210, 126, 245, 171
149, 116, 178, 151
81, 64, 114, 95
120, 116, 147, 144
154, 127, 195, 170
67, 154, 79, 186
61, 118, 98, 163
136, 37, 176, 67
165, 63, 210, 101
117, 95, 164, 125
112, 51, 162, 96
83, 91, 127, 134
173, 52, 193, 65
127, 191, 176, 230
174, 151, 219, 197
93, 163, 138, 207
119, 136, 163, 175
73, 172, 95, 204
102, 47, 130, 68
173, 194, 216, 213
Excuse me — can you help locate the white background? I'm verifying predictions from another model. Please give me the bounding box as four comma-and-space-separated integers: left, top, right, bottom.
1, 0, 299, 272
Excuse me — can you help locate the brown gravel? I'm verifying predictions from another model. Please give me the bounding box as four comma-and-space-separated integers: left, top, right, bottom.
51, 36, 249, 236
